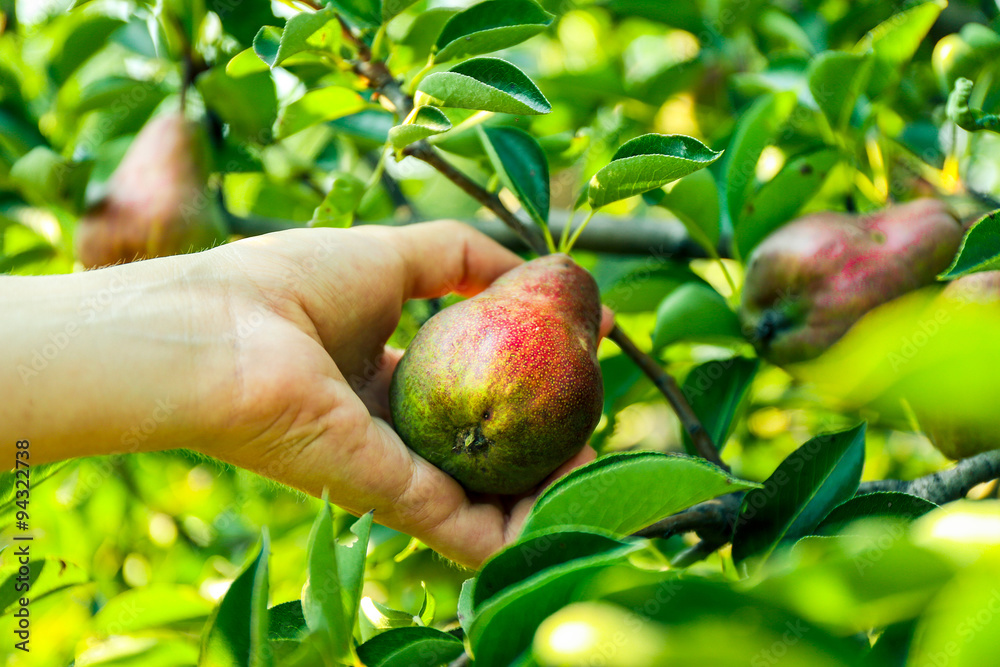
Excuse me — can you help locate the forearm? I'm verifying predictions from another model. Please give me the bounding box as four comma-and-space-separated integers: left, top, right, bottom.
1, 253, 234, 464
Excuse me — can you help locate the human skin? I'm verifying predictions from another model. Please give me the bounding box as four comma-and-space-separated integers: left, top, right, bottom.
0, 221, 612, 569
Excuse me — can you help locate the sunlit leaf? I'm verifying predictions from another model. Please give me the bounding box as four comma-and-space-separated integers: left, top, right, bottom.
652, 282, 743, 351
417, 57, 551, 115
276, 87, 368, 139
939, 209, 1000, 278
388, 106, 452, 150
199, 532, 271, 667
434, 0, 554, 62
588, 134, 722, 209
521, 452, 760, 537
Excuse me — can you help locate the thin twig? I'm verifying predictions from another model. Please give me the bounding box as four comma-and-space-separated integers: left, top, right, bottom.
609, 327, 728, 469
405, 142, 549, 254
447, 653, 471, 667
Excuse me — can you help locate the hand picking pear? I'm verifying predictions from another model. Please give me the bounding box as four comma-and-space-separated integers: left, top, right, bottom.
740, 199, 963, 366
75, 110, 228, 268
389, 254, 604, 495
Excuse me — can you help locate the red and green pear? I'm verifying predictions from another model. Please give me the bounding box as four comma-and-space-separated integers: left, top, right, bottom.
740, 199, 963, 366
75, 110, 228, 269
389, 254, 604, 495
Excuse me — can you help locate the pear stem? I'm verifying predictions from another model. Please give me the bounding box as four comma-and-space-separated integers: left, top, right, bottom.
562, 209, 596, 253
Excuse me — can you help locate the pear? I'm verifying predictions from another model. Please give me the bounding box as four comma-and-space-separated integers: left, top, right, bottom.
389, 254, 604, 495
740, 199, 963, 366
75, 110, 228, 269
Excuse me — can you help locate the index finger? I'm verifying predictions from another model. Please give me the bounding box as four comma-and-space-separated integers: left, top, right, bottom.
375, 220, 524, 299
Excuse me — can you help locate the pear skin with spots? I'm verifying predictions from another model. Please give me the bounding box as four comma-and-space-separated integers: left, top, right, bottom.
389, 254, 604, 495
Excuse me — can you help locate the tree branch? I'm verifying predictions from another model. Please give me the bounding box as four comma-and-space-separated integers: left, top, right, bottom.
636, 449, 1000, 543
860, 449, 1000, 505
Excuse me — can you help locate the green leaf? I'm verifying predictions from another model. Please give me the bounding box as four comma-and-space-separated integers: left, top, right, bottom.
93, 584, 212, 636
0, 462, 70, 517
417, 583, 435, 627
196, 69, 277, 141
303, 506, 373, 662
359, 597, 418, 642
75, 637, 200, 667
254, 7, 339, 68
815, 492, 938, 536
0, 558, 88, 614
855, 0, 945, 97
474, 528, 629, 609
681, 357, 759, 456
939, 209, 1000, 278
327, 0, 380, 28
469, 542, 645, 666
723, 91, 797, 227
0, 244, 58, 274
227, 48, 271, 77
276, 87, 368, 139
388, 106, 452, 150
588, 134, 722, 209
434, 0, 554, 62
595, 258, 706, 314
808, 51, 871, 129
357, 627, 464, 667
47, 14, 125, 84
268, 600, 307, 641
417, 57, 551, 115
478, 125, 550, 227
734, 148, 841, 259
395, 9, 457, 64
908, 549, 1000, 665
200, 532, 272, 667
652, 169, 721, 252
457, 578, 475, 635
651, 282, 743, 352
217, 0, 275, 45
310, 172, 365, 227
383, 0, 420, 22
9, 146, 91, 211
586, 570, 861, 665
732, 423, 867, 568
520, 452, 760, 538
302, 503, 352, 661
